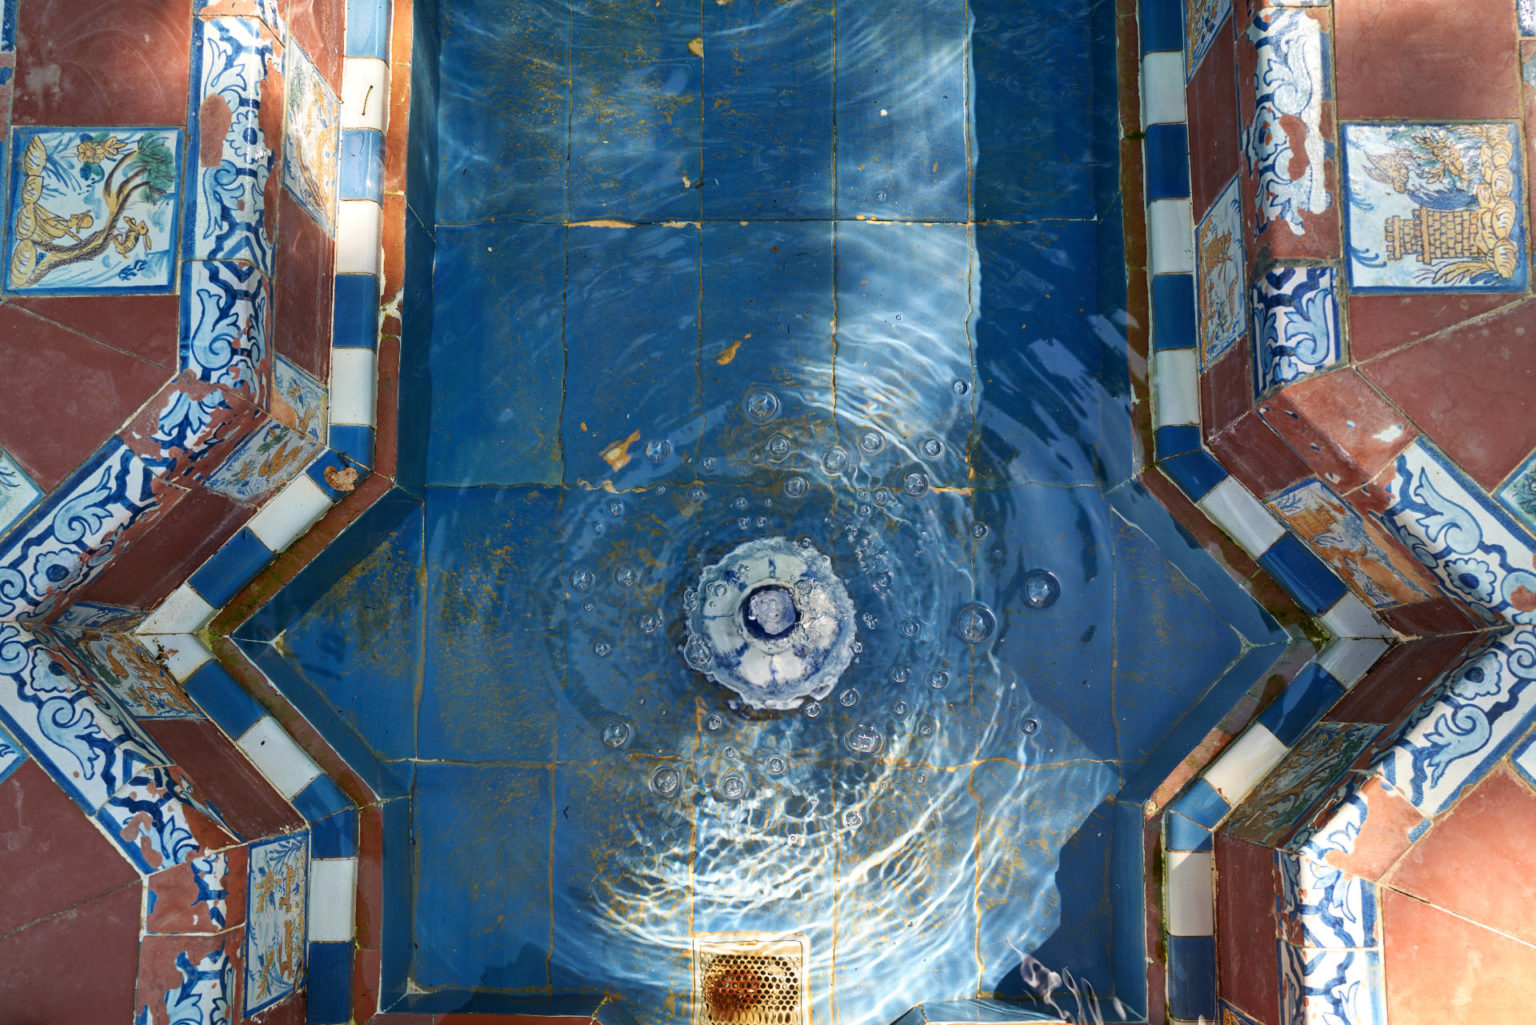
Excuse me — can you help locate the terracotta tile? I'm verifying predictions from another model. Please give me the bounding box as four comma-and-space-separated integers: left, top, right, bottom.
0, 305, 173, 491
1334, 0, 1520, 120
10, 295, 180, 367
142, 718, 303, 841
11, 0, 192, 125
259, 32, 289, 262
1377, 595, 1477, 639
356, 803, 385, 950
1320, 776, 1424, 881
1208, 409, 1309, 499
1186, 15, 1241, 221
249, 990, 307, 1024
381, 191, 407, 317
1201, 331, 1253, 438
1258, 368, 1415, 492
0, 761, 139, 936
0, 884, 141, 1020
352, 945, 382, 1023
1359, 300, 1536, 491
287, 0, 346, 88
390, 0, 416, 68
1214, 833, 1280, 1025
386, 61, 412, 195
146, 843, 248, 935
73, 485, 251, 612
1382, 888, 1536, 1025
374, 333, 401, 480
1348, 291, 1524, 364
272, 188, 337, 382
1325, 634, 1473, 725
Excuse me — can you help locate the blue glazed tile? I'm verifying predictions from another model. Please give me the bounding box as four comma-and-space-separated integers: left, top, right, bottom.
1009, 797, 1115, 996
1151, 273, 1198, 351
1259, 663, 1345, 746
345, 0, 391, 59
1258, 532, 1348, 615
303, 448, 367, 499
1252, 266, 1342, 397
183, 661, 266, 738
190, 529, 275, 608
1169, 778, 1230, 828
1140, 0, 1183, 53
306, 941, 353, 1024
310, 806, 358, 858
429, 221, 565, 487
1160, 448, 1227, 500
1165, 812, 1213, 852
1167, 934, 1217, 1021
327, 425, 376, 470
332, 273, 380, 349
1156, 423, 1202, 460
1144, 123, 1191, 201
1110, 801, 1149, 1016
292, 774, 352, 823
1, 0, 13, 51
339, 128, 383, 201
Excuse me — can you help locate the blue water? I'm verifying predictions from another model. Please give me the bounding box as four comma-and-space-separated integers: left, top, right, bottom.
235, 0, 1291, 1020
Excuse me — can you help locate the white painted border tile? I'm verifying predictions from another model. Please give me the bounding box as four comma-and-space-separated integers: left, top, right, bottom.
1198, 478, 1285, 557
136, 583, 217, 636
1318, 637, 1390, 690
1148, 199, 1194, 275
246, 475, 332, 553
308, 857, 358, 942
1321, 592, 1394, 640
1153, 348, 1200, 427
1141, 51, 1188, 127
330, 349, 378, 427
236, 716, 323, 799
336, 200, 382, 275
154, 634, 214, 683
1205, 723, 1289, 805
1166, 850, 1215, 936
341, 57, 389, 131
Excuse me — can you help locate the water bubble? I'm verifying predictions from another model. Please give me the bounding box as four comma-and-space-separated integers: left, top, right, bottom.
915, 772, 928, 783
592, 522, 605, 535
600, 719, 631, 748
858, 504, 872, 516
743, 389, 782, 424
899, 619, 919, 638
645, 438, 671, 462
650, 766, 682, 795
765, 433, 792, 461
971, 522, 989, 539
1021, 716, 1041, 735
873, 489, 892, 506
766, 755, 787, 775
928, 668, 950, 690
842, 809, 864, 829
683, 588, 700, 612
803, 700, 823, 719
723, 746, 739, 760
731, 496, 749, 511
637, 696, 646, 705
955, 602, 997, 643
839, 688, 860, 707
850, 640, 863, 654
797, 536, 814, 550
952, 379, 971, 396
709, 582, 729, 599
1023, 570, 1062, 609
702, 456, 717, 473
607, 499, 625, 517
822, 447, 850, 474
861, 612, 879, 631
844, 722, 884, 754
892, 665, 910, 683
569, 567, 597, 592
783, 475, 809, 499
737, 517, 751, 530
685, 637, 713, 667
856, 488, 871, 502
638, 611, 661, 633
918, 718, 936, 737
581, 598, 597, 613
718, 774, 747, 800
614, 565, 639, 588
893, 700, 909, 716
705, 712, 725, 732
903, 472, 929, 496
858, 430, 885, 453
754, 515, 767, 529
592, 639, 613, 658
690, 487, 707, 504
922, 438, 944, 458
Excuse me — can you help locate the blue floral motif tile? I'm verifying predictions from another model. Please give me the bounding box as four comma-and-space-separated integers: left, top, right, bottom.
1278, 850, 1378, 950
1196, 175, 1245, 367
144, 944, 238, 1025
181, 260, 272, 404
1343, 122, 1528, 292
274, 354, 327, 442
0, 718, 25, 786
1185, 0, 1231, 79
5, 126, 182, 293
1244, 9, 1331, 238
185, 16, 280, 275
1279, 942, 1387, 1025
1270, 479, 1433, 609
283, 41, 339, 235
1376, 439, 1536, 624
1495, 447, 1536, 540
81, 633, 200, 718
204, 417, 321, 503
0, 448, 40, 542
48, 600, 140, 632
1225, 721, 1378, 846
1251, 266, 1340, 395
245, 831, 309, 1015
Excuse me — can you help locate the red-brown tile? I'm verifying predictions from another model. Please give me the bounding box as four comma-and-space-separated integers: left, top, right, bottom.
352, 945, 382, 1023
1319, 776, 1424, 881
1207, 409, 1309, 499
141, 719, 303, 841
1382, 887, 1536, 1025
0, 883, 141, 1020
1214, 833, 1281, 1025
1202, 331, 1253, 438
11, 0, 192, 125
1359, 300, 1536, 491
146, 843, 248, 935
1258, 367, 1415, 492
1325, 634, 1473, 725
287, 0, 346, 88
374, 333, 401, 480
73, 485, 251, 611
386, 66, 411, 198
1186, 15, 1241, 221
249, 989, 307, 1024
135, 930, 244, 1025
0, 305, 172, 491
381, 191, 407, 320
0, 761, 140, 936
389, 0, 415, 68
1348, 291, 1526, 364
1376, 595, 1477, 639
1334, 0, 1521, 120
10, 295, 180, 367
258, 33, 288, 261
356, 803, 385, 950
272, 188, 337, 382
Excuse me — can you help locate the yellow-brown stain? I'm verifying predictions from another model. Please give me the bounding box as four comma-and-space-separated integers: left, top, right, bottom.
687, 36, 704, 57
601, 429, 642, 471
715, 333, 749, 364
569, 219, 637, 229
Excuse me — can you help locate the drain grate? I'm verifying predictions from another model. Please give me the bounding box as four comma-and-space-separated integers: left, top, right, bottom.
693, 934, 809, 1025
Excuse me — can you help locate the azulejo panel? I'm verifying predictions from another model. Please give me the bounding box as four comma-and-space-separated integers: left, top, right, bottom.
282, 41, 339, 235
1225, 721, 1377, 847
1251, 266, 1340, 396
245, 831, 308, 1015
1271, 479, 1432, 609
204, 418, 321, 503
1196, 175, 1246, 367
5, 127, 182, 293
1343, 122, 1528, 293
1185, 0, 1231, 79
0, 449, 41, 542
181, 260, 273, 404
80, 632, 200, 718
1279, 942, 1387, 1025
1244, 9, 1331, 239
274, 354, 327, 443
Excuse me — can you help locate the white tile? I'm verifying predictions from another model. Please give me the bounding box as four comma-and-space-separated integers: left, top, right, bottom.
246, 474, 332, 553
341, 57, 389, 131
1148, 198, 1194, 275
1321, 592, 1395, 640
1197, 477, 1285, 557
153, 634, 213, 683
308, 857, 358, 942
136, 583, 216, 636
1141, 51, 1187, 127
1318, 637, 1390, 690
1166, 850, 1215, 936
1153, 347, 1200, 427
335, 200, 382, 275
236, 716, 323, 799
329, 348, 378, 427
1205, 723, 1289, 805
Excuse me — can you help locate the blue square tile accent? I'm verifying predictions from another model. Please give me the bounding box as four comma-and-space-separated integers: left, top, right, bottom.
340, 128, 384, 201
1144, 123, 1190, 202
1168, 778, 1230, 829
327, 425, 376, 470
292, 773, 353, 823
305, 449, 369, 499
1259, 663, 1346, 746
183, 661, 266, 738
1164, 812, 1213, 852
1151, 274, 1197, 351
333, 274, 380, 349
305, 941, 353, 1024
1161, 448, 1227, 501
189, 529, 275, 607
345, 0, 391, 59
1156, 424, 1202, 460
1167, 934, 1217, 1021
1139, 0, 1183, 53
310, 806, 359, 858
1257, 532, 1348, 615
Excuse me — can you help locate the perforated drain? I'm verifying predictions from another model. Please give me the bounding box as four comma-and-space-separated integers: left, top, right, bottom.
693, 934, 810, 1025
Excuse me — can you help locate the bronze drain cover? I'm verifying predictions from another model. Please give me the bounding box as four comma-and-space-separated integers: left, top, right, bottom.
693, 934, 809, 1024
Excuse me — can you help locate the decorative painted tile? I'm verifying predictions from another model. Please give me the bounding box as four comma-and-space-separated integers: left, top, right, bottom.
137, 934, 241, 1025
204, 418, 321, 503
1278, 851, 1378, 949
185, 16, 281, 276
273, 354, 327, 442
1226, 721, 1378, 846
1523, 0, 1536, 38
0, 718, 24, 785
82, 633, 200, 718
1496, 448, 1536, 539
197, 0, 285, 38
1244, 9, 1331, 239
5, 127, 181, 294
1280, 942, 1387, 1025
1514, 727, 1536, 790
0, 448, 41, 540
1343, 122, 1528, 292
1271, 480, 1433, 609
181, 260, 273, 403
110, 762, 234, 873
282, 41, 339, 235
121, 375, 266, 488
245, 831, 308, 1015
1221, 1001, 1264, 1025
1196, 175, 1246, 366
1377, 439, 1536, 624
47, 599, 140, 632
149, 845, 246, 934
1185, 0, 1231, 79
1252, 266, 1340, 395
